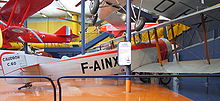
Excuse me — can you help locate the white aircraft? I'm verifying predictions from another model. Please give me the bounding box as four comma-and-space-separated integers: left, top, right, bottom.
0, 38, 171, 84
1, 0, 220, 89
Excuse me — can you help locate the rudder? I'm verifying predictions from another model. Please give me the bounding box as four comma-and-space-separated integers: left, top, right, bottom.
54, 26, 79, 38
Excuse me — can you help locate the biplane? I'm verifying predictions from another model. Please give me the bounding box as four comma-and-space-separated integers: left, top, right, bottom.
0, 0, 79, 48
1, 0, 220, 89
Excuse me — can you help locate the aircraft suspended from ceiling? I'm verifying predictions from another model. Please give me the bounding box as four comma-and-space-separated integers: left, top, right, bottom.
0, 0, 79, 48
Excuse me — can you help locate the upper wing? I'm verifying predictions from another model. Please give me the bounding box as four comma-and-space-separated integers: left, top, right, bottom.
0, 0, 53, 24
133, 59, 220, 73
132, 0, 220, 19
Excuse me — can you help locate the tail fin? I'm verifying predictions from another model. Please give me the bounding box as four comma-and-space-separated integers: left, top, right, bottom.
54, 26, 79, 38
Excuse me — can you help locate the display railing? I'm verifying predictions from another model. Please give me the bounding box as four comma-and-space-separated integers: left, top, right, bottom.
57, 74, 220, 101
0, 76, 56, 101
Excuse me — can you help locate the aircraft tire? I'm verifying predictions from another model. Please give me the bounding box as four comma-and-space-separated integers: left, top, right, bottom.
90, 0, 100, 15
159, 73, 171, 85
139, 72, 151, 83
134, 17, 146, 31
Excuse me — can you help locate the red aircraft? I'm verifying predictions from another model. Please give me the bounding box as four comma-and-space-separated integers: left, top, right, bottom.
99, 23, 157, 37
0, 0, 79, 48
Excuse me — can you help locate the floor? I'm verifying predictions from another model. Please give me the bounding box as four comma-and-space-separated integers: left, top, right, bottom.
0, 78, 192, 101
0, 76, 219, 101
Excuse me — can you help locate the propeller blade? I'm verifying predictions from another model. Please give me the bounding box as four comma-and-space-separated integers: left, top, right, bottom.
57, 8, 81, 16
56, 17, 81, 24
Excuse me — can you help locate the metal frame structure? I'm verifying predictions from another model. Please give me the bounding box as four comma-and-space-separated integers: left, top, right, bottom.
92, 4, 220, 48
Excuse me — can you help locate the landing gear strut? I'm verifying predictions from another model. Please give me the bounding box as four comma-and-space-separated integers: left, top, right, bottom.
18, 82, 32, 90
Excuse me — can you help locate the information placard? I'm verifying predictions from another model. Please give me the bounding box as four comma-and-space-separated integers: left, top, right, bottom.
118, 42, 131, 65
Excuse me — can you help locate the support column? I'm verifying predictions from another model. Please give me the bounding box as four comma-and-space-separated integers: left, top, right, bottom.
201, 14, 210, 64
24, 42, 29, 54
126, 0, 131, 93
81, 0, 86, 55
154, 28, 163, 66
171, 24, 179, 61
72, 15, 79, 36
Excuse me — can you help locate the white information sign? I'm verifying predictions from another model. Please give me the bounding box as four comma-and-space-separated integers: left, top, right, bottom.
118, 41, 131, 65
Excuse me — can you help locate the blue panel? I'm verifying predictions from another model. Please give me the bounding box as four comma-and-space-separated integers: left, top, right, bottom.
44, 47, 81, 53
167, 75, 220, 101
85, 32, 111, 50
44, 32, 111, 58
179, 37, 220, 61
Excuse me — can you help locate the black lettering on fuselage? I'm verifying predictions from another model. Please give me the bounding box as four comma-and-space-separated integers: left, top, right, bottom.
105, 58, 112, 68
112, 56, 118, 67
80, 56, 119, 74
81, 62, 88, 74
94, 60, 101, 71
101, 59, 105, 69
3, 56, 20, 62
6, 62, 17, 66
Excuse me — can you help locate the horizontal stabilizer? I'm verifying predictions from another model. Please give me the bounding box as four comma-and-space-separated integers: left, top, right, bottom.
54, 26, 79, 38
133, 59, 220, 73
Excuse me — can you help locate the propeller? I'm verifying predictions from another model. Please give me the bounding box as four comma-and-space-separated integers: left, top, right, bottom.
56, 8, 81, 16
56, 17, 81, 24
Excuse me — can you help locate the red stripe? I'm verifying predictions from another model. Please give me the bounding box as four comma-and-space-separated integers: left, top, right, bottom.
48, 43, 156, 64
4, 64, 39, 75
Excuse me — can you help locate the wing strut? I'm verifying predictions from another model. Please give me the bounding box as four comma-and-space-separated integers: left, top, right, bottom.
201, 14, 211, 64
171, 24, 179, 61
147, 30, 151, 44
154, 28, 163, 66
19, 4, 30, 27
7, 0, 18, 26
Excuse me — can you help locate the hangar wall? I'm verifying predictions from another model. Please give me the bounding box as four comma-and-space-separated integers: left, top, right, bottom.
27, 18, 73, 34
26, 17, 107, 44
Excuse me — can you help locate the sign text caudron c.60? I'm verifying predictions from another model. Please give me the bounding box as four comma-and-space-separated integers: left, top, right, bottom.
2, 56, 20, 66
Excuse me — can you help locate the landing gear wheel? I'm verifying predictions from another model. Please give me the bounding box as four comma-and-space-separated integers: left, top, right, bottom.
92, 14, 98, 26
90, 0, 100, 15
159, 73, 171, 85
139, 72, 151, 83
134, 17, 146, 31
